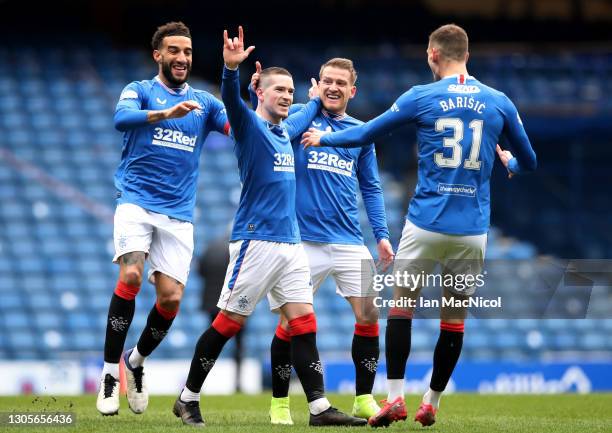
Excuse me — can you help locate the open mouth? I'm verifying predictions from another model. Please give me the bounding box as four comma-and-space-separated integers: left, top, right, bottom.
325, 94, 341, 101
172, 64, 187, 74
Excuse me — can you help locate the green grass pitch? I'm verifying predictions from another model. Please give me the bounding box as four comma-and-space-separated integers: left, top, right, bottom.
1, 393, 611, 432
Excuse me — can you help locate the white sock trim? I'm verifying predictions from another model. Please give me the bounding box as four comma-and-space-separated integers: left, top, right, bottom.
128, 347, 146, 368
308, 397, 331, 415
423, 388, 442, 409
180, 387, 201, 402
102, 362, 119, 380
387, 379, 404, 401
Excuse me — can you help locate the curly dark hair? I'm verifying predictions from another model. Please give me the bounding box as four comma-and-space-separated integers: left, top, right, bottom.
151, 21, 191, 50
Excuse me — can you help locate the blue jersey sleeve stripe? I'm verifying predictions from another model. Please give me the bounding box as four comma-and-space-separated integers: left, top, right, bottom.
227, 240, 251, 290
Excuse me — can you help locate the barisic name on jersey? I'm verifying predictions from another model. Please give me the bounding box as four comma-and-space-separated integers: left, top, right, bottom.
440, 83, 486, 113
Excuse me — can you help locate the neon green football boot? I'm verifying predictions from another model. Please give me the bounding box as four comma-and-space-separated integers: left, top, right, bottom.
352, 394, 381, 420
270, 396, 293, 425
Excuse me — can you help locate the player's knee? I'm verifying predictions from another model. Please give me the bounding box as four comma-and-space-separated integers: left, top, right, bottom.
114, 279, 141, 301
157, 293, 182, 312
278, 316, 290, 331
440, 316, 465, 325
440, 307, 467, 323
288, 312, 317, 336
354, 309, 379, 325
275, 318, 291, 341
122, 269, 143, 288
212, 310, 245, 339
282, 302, 314, 321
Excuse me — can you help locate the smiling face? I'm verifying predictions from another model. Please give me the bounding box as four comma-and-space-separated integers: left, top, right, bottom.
318, 66, 356, 115
257, 72, 294, 123
154, 35, 192, 87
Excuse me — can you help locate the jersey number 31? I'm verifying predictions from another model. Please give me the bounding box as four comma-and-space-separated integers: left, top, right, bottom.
434, 118, 483, 170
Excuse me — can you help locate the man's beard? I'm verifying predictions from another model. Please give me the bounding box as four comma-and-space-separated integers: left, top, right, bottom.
161, 61, 191, 87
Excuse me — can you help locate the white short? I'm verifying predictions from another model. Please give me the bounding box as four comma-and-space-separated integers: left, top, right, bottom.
217, 240, 313, 315
393, 219, 487, 296
113, 203, 194, 286
303, 241, 377, 298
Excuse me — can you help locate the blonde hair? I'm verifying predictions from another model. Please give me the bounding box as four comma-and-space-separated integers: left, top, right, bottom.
319, 58, 357, 85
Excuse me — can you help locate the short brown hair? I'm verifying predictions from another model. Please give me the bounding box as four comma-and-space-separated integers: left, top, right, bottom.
319, 58, 357, 85
429, 24, 468, 61
151, 21, 191, 50
258, 67, 292, 88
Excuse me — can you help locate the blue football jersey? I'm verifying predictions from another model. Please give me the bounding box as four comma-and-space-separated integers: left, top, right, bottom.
291, 108, 389, 245
321, 74, 537, 236
113, 76, 228, 222
222, 67, 321, 243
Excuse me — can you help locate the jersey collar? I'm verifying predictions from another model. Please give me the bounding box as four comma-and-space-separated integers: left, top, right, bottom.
442, 73, 475, 84
321, 108, 346, 121
255, 112, 287, 137
154, 75, 190, 95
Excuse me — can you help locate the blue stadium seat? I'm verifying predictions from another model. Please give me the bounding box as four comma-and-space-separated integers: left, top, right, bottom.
28, 293, 54, 310
33, 312, 62, 329
0, 293, 24, 310
7, 330, 36, 349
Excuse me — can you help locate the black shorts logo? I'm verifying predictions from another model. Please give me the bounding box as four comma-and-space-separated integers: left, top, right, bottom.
248, 223, 255, 232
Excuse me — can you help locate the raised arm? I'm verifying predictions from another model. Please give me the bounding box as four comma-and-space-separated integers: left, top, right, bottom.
301, 88, 419, 148
284, 98, 322, 141
499, 96, 537, 175
221, 26, 256, 139
205, 95, 230, 136
114, 83, 202, 132
248, 61, 262, 109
